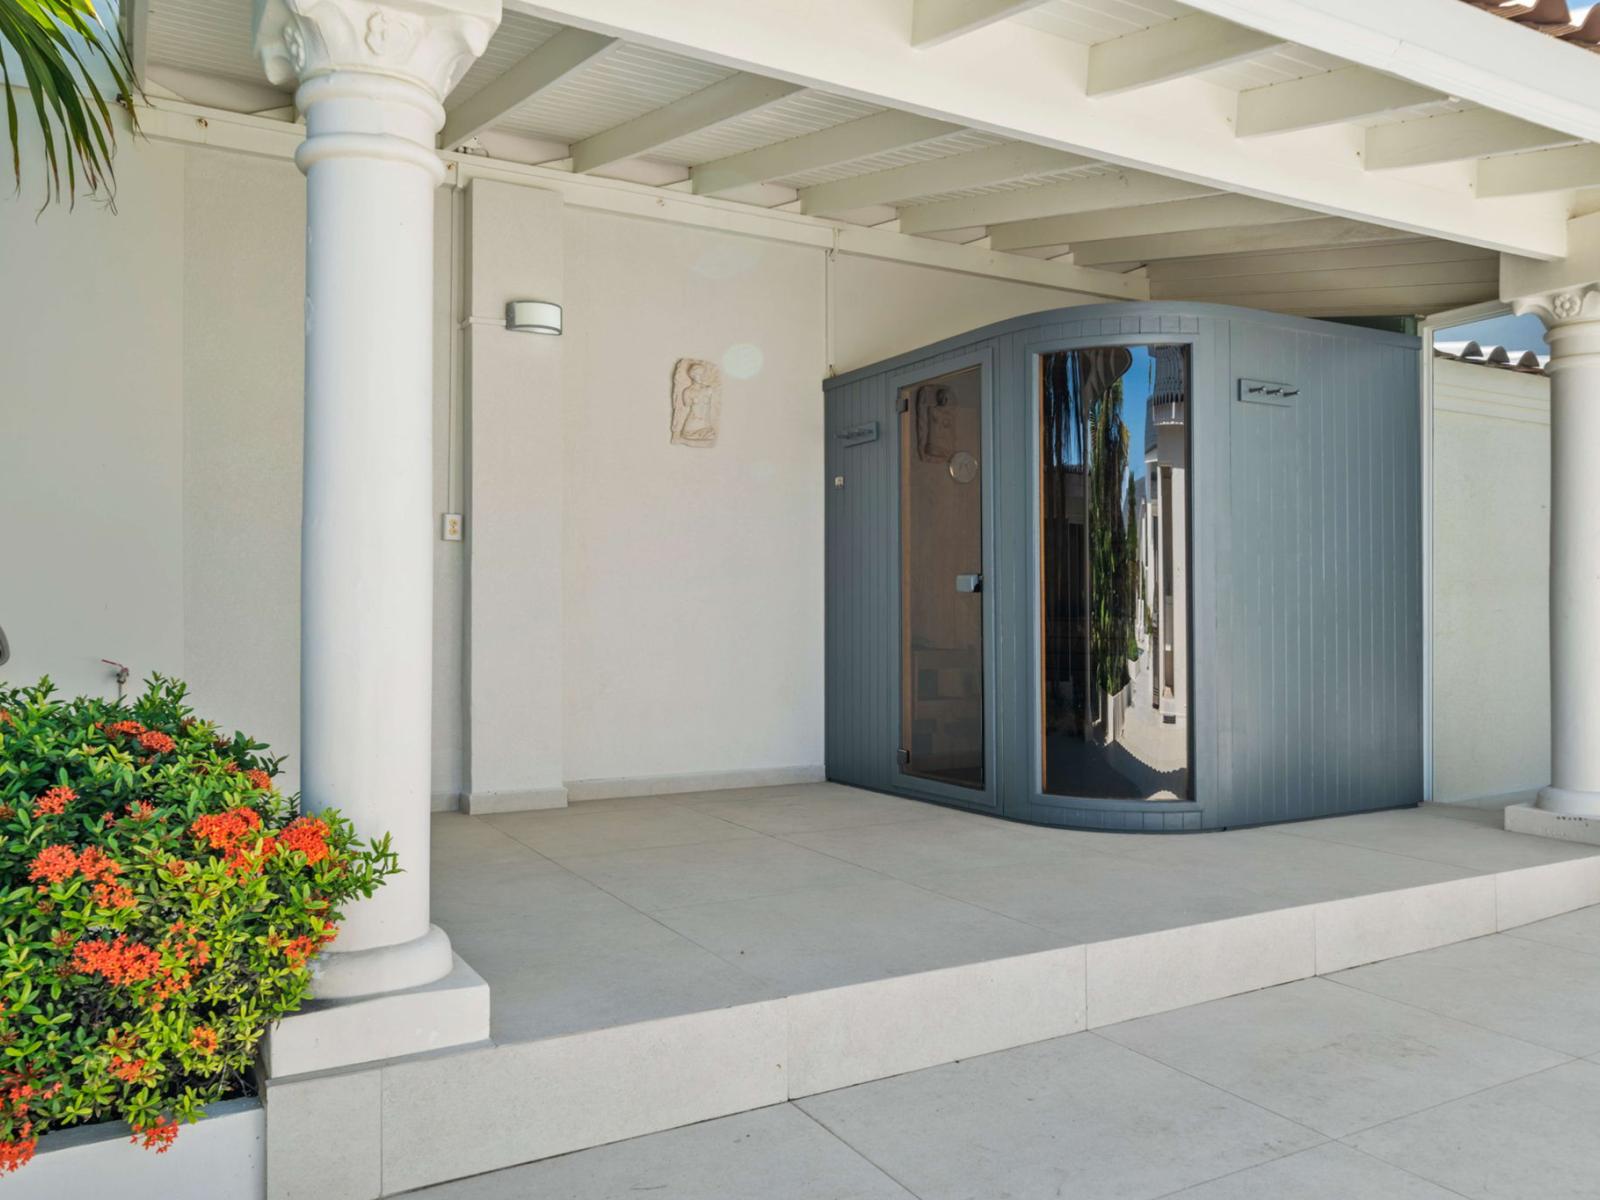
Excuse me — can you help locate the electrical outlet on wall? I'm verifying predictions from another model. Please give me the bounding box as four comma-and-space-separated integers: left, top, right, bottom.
442, 513, 464, 541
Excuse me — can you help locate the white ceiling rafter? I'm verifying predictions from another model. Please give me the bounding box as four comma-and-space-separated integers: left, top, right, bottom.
691, 110, 964, 195
570, 72, 805, 174
502, 0, 1569, 258
898, 171, 1218, 235
1086, 12, 1284, 97
1364, 108, 1579, 172
910, 0, 1053, 48
1235, 67, 1441, 138
987, 193, 1313, 251
1067, 216, 1415, 266
440, 28, 620, 151
798, 142, 1092, 215
1477, 144, 1600, 199
1173, 0, 1600, 144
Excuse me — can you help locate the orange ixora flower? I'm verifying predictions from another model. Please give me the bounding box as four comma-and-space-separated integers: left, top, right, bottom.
92, 881, 137, 910
280, 816, 331, 865
76, 847, 122, 884
32, 786, 75, 816
245, 768, 274, 792
137, 730, 176, 754
125, 800, 156, 821
26, 845, 77, 886
0, 1135, 34, 1174
189, 1026, 218, 1056
109, 1058, 146, 1083
130, 1116, 178, 1153
72, 937, 161, 986
104, 719, 144, 738
190, 807, 261, 854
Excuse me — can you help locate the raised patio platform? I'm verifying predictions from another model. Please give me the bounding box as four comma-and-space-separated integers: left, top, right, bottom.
265, 784, 1600, 1199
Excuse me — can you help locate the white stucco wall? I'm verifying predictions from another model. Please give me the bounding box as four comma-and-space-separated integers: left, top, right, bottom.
1431, 356, 1551, 803
560, 210, 828, 788
3, 133, 1101, 804
1, 122, 186, 701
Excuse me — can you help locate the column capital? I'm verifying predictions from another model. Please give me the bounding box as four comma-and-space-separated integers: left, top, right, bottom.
254, 0, 500, 102
1511, 283, 1600, 328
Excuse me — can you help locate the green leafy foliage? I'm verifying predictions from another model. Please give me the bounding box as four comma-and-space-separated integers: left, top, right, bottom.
0, 0, 137, 207
0, 676, 397, 1173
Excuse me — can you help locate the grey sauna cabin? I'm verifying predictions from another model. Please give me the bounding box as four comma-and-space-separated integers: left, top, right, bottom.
823, 301, 1422, 831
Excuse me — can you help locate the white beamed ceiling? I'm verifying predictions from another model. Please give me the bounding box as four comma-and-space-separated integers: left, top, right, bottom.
135, 0, 1600, 314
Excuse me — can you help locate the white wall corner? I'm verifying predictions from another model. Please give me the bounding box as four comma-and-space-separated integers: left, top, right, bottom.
465, 179, 567, 803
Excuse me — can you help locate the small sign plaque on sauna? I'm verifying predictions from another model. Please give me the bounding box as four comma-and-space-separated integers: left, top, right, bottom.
835, 421, 879, 446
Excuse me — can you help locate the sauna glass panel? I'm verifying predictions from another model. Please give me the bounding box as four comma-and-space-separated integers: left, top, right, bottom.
899, 365, 985, 790
1040, 345, 1189, 800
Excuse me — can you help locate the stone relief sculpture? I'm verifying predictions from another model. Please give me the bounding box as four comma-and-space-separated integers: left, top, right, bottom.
671, 358, 722, 447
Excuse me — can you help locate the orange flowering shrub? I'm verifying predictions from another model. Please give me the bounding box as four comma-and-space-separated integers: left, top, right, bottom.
0, 677, 397, 1174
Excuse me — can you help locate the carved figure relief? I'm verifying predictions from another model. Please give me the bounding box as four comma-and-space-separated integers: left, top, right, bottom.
671, 358, 722, 447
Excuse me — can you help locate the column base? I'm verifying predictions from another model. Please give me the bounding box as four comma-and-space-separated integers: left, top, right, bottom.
1536, 785, 1600, 817
310, 922, 456, 1000
264, 952, 490, 1078
1505, 800, 1600, 846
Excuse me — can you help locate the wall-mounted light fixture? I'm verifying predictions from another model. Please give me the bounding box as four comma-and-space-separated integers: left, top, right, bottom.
505, 300, 563, 335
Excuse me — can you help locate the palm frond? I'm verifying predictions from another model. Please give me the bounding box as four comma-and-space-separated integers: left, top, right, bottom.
0, 0, 139, 209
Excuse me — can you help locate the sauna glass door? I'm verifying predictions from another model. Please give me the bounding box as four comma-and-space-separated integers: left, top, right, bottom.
898, 365, 985, 791
1038, 344, 1190, 801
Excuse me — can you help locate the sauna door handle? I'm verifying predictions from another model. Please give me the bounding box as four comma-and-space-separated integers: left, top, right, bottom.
955, 573, 983, 594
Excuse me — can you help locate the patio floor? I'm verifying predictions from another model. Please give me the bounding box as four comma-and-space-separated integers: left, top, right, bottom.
410, 902, 1600, 1199
432, 782, 1599, 1045
356, 784, 1600, 1195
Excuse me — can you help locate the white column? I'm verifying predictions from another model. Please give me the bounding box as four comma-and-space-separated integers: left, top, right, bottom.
1516, 285, 1600, 816
254, 0, 500, 1000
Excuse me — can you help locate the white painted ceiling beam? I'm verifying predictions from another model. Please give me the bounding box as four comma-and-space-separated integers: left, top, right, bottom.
898, 172, 1217, 235
1235, 67, 1440, 138
1174, 0, 1600, 144
910, 0, 1052, 49
1087, 13, 1283, 97
505, 0, 1571, 257
1477, 145, 1600, 199
1068, 217, 1415, 266
571, 72, 804, 174
798, 142, 1090, 215
440, 28, 619, 151
988, 193, 1312, 251
692, 110, 961, 195
1149, 238, 1491, 283
1364, 108, 1578, 172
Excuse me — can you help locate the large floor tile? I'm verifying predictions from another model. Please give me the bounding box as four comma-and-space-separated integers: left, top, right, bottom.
470, 934, 777, 1042
798, 1033, 1322, 1200
1504, 901, 1600, 957
915, 850, 1278, 943
683, 786, 942, 835
1347, 1060, 1600, 1199
785, 811, 1118, 883
483, 803, 753, 860
1162, 1142, 1465, 1198
430, 856, 600, 931
432, 811, 550, 869
559, 835, 884, 912
1270, 809, 1600, 872
1331, 933, 1600, 1056
1100, 977, 1567, 1137
403, 1105, 914, 1199
653, 876, 1060, 992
